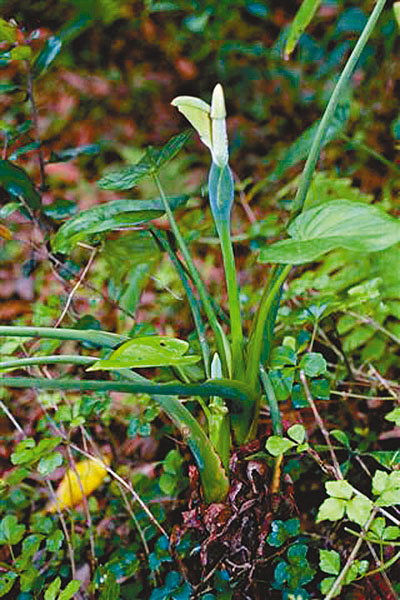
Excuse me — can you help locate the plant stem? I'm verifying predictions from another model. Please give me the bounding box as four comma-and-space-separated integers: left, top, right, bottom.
26, 69, 46, 192
324, 508, 378, 600
291, 0, 388, 217
339, 132, 400, 176
149, 226, 211, 377
0, 376, 256, 414
0, 355, 97, 371
300, 370, 343, 480
246, 264, 291, 391
259, 366, 283, 437
219, 223, 245, 379
0, 325, 127, 348
153, 173, 229, 375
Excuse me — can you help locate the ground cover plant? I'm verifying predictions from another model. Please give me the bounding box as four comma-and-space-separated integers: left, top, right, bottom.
0, 0, 400, 598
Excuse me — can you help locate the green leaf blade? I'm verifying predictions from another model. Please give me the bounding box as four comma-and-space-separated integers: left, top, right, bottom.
52, 195, 188, 252
259, 200, 400, 265
285, 0, 321, 58
88, 336, 200, 370
32, 36, 62, 78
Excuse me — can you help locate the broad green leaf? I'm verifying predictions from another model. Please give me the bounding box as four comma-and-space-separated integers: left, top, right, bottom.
46, 530, 64, 552
330, 429, 350, 448
0, 573, 18, 598
32, 36, 62, 78
383, 526, 400, 540
267, 518, 300, 547
265, 435, 295, 456
368, 450, 400, 469
287, 424, 306, 444
373, 472, 400, 506
0, 159, 41, 210
319, 549, 340, 575
104, 231, 160, 279
372, 470, 389, 495
43, 198, 77, 219
97, 131, 191, 190
49, 143, 101, 162
0, 18, 16, 43
88, 336, 200, 370
300, 352, 327, 376
58, 580, 81, 600
52, 195, 188, 252
385, 407, 400, 427
326, 480, 353, 500
10, 438, 36, 465
10, 45, 32, 60
38, 451, 63, 476
259, 200, 400, 265
316, 497, 346, 523
320, 577, 339, 597
346, 495, 373, 527
284, 0, 320, 58
44, 577, 61, 600
0, 515, 25, 545
369, 517, 386, 538
269, 345, 297, 368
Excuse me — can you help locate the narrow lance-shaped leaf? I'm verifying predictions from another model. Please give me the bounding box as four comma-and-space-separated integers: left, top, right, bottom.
32, 36, 62, 78
0, 159, 41, 210
97, 131, 191, 190
268, 89, 351, 183
52, 195, 189, 253
259, 199, 400, 265
284, 0, 321, 58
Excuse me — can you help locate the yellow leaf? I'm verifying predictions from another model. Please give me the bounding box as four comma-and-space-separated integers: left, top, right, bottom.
46, 456, 110, 513
0, 224, 12, 241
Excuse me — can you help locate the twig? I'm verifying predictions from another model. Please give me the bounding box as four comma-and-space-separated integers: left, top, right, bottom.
0, 399, 77, 578
26, 68, 46, 191
324, 507, 378, 600
68, 440, 168, 538
368, 363, 400, 402
45, 480, 77, 579
0, 399, 25, 434
54, 247, 97, 327
365, 538, 399, 600
300, 370, 343, 480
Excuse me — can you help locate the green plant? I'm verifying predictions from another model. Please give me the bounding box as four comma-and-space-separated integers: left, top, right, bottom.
0, 0, 391, 504
1, 1, 400, 597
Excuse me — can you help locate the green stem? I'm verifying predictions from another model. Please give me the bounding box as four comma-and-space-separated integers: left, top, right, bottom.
0, 376, 256, 412
0, 326, 126, 348
291, 0, 388, 217
153, 173, 229, 375
0, 355, 97, 371
259, 366, 283, 437
149, 226, 211, 377
339, 132, 400, 176
246, 264, 291, 391
219, 223, 244, 379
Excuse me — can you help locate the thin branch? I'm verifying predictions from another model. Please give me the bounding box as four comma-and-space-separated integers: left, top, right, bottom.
324, 507, 378, 600
300, 370, 343, 480
26, 68, 46, 191
54, 247, 97, 327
